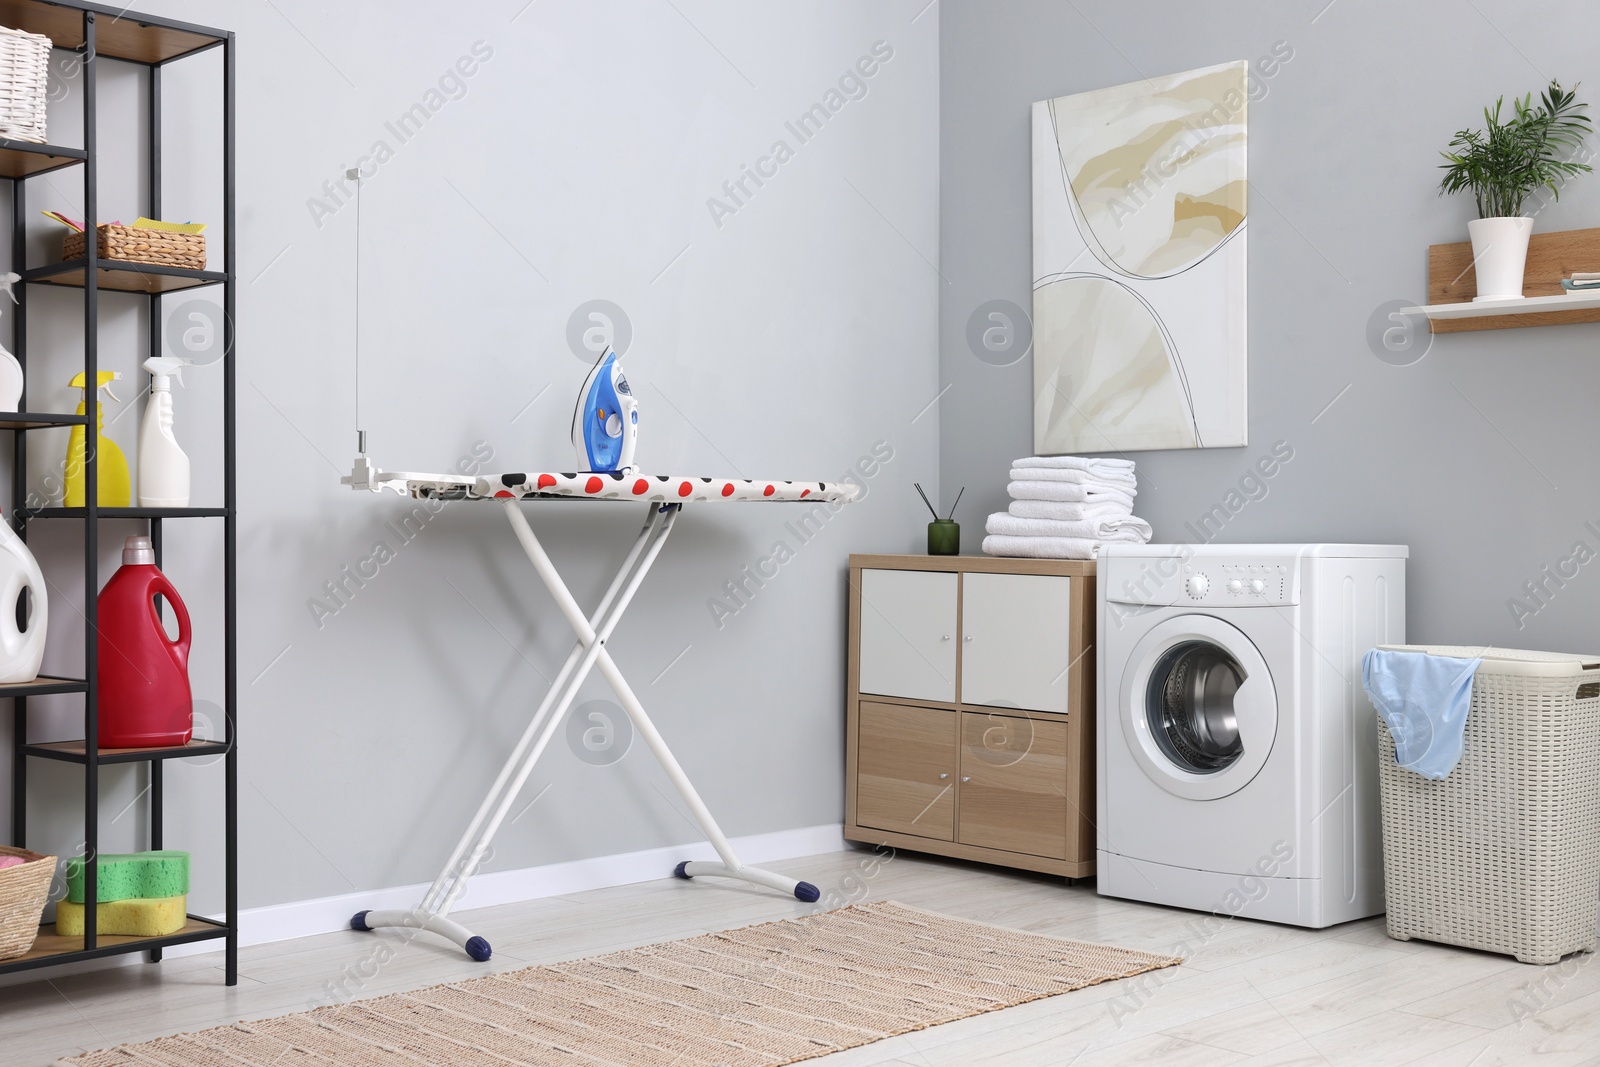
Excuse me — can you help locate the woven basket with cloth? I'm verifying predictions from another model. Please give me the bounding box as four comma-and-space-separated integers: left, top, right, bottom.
65, 224, 206, 271
0, 844, 56, 960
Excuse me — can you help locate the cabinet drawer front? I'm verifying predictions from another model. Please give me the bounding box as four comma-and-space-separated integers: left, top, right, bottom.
957, 711, 1069, 859
859, 569, 957, 702
960, 572, 1072, 713
856, 702, 957, 841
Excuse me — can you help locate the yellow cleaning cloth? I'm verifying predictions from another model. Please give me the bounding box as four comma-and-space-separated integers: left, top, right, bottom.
40, 210, 84, 232
131, 217, 206, 234
56, 895, 186, 937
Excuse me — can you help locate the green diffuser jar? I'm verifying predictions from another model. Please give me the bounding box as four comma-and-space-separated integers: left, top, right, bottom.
927, 518, 960, 555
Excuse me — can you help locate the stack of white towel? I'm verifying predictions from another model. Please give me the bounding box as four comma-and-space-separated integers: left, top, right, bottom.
982, 456, 1152, 560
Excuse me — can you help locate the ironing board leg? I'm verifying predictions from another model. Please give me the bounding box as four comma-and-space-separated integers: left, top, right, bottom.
418, 507, 669, 915
502, 501, 821, 906
351, 500, 822, 961
350, 506, 675, 959
349, 909, 489, 961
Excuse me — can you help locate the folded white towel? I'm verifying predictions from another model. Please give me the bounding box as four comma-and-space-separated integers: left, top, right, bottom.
1008, 466, 1137, 488
1009, 499, 1133, 522
986, 511, 1151, 541
983, 534, 1101, 560
1013, 455, 1136, 473
1008, 480, 1137, 508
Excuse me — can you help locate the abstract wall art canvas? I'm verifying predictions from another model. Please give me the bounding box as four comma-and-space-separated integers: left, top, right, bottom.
1032, 61, 1248, 453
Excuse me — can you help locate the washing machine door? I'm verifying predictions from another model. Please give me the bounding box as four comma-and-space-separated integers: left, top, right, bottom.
1119, 614, 1277, 801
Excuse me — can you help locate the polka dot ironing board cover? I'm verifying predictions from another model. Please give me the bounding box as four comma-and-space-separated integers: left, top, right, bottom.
400, 469, 860, 504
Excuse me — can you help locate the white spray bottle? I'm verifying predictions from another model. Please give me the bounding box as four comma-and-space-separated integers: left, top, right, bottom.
138, 356, 192, 507
0, 273, 23, 411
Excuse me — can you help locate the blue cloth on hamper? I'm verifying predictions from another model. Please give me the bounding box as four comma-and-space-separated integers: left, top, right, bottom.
1361, 648, 1481, 780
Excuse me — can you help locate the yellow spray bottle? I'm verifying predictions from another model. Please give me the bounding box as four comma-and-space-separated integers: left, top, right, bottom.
65, 370, 131, 507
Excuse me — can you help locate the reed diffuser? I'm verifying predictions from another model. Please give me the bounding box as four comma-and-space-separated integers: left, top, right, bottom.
915, 483, 964, 555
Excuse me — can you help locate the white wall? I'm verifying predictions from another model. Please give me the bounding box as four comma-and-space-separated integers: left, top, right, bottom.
2, 0, 940, 918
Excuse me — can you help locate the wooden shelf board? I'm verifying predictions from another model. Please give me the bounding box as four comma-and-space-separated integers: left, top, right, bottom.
26, 263, 225, 293
851, 690, 1073, 721
0, 140, 85, 178
19, 506, 227, 519
0, 410, 87, 429
849, 553, 1096, 577
1424, 226, 1600, 333
1402, 292, 1600, 318
26, 737, 227, 763
6, 917, 226, 967
0, 675, 87, 695
0, 1, 225, 64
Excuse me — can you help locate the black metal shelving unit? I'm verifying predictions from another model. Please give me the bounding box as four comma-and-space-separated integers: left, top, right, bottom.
1, 1, 235, 984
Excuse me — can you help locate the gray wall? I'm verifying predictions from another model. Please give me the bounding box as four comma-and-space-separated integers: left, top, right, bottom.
941, 0, 1600, 655
2, 1, 940, 916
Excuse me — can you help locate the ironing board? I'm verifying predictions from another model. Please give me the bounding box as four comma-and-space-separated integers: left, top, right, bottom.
341, 456, 859, 959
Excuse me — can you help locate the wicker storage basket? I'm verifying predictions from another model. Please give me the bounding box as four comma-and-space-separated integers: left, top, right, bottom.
0, 844, 56, 960
0, 25, 51, 144
64, 225, 206, 271
1376, 644, 1600, 964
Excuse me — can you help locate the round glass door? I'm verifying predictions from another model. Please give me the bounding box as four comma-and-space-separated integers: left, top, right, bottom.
1147, 641, 1245, 773
1118, 615, 1277, 800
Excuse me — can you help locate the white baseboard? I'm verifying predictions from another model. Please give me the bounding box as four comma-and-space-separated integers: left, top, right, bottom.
200, 822, 848, 954
0, 824, 848, 986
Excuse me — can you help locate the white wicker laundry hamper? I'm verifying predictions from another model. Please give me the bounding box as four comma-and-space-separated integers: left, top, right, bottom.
1375, 644, 1600, 964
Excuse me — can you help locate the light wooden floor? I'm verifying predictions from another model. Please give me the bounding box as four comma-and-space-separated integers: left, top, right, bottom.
2, 849, 1597, 1066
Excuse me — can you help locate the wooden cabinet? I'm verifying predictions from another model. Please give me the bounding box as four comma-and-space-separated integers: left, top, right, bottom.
845, 555, 1096, 879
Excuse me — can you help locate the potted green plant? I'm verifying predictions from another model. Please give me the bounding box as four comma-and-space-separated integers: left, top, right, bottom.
1439, 81, 1592, 301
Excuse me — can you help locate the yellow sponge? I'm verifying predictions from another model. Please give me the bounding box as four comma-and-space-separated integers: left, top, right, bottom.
56, 895, 186, 937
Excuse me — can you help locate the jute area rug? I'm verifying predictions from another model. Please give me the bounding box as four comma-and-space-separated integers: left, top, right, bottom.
60, 900, 1182, 1066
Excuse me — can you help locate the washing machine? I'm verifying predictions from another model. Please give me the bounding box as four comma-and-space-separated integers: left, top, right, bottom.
1097, 543, 1407, 928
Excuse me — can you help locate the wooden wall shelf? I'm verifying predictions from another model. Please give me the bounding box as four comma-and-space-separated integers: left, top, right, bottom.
1413, 226, 1600, 333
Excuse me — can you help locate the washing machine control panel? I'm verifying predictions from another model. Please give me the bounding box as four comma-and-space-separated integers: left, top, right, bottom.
1181, 562, 1293, 605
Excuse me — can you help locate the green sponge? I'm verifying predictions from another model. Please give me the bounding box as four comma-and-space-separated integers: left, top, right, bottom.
65, 850, 189, 903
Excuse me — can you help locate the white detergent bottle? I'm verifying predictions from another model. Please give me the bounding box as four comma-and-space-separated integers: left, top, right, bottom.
0, 508, 46, 683
138, 356, 192, 507
0, 273, 23, 411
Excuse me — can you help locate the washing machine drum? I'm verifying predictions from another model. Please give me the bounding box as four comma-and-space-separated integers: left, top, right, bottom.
1150, 642, 1246, 772
1120, 615, 1278, 800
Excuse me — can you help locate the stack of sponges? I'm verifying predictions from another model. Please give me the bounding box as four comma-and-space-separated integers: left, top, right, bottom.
57, 850, 189, 937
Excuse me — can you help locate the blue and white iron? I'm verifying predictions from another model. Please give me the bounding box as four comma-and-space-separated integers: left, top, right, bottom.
571, 347, 639, 473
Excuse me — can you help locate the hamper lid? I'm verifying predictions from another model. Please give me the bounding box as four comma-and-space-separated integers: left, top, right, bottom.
1378, 644, 1600, 678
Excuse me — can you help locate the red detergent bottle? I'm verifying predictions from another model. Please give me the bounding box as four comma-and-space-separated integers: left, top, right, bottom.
97, 535, 192, 748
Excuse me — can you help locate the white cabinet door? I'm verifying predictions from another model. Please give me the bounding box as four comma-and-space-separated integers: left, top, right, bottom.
859, 569, 958, 702
960, 573, 1072, 713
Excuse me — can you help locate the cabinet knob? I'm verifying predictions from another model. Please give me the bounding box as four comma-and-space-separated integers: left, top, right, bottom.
941, 634, 950, 641
961, 776, 972, 783
938, 773, 949, 780
964, 635, 973, 642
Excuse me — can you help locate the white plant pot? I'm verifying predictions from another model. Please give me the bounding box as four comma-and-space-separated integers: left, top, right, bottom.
1467, 216, 1533, 301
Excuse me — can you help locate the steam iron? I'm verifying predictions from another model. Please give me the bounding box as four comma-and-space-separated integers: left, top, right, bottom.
571, 347, 638, 473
